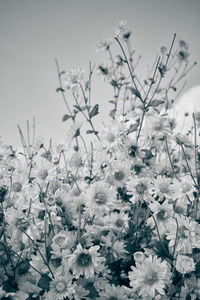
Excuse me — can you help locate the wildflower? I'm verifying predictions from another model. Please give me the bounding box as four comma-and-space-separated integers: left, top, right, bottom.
64, 68, 85, 89
97, 37, 113, 52
51, 231, 75, 258
133, 251, 145, 263
48, 274, 75, 299
108, 161, 131, 188
85, 181, 117, 216
177, 48, 190, 62
127, 177, 152, 204
175, 254, 195, 274
104, 211, 130, 233
166, 215, 200, 254
32, 157, 56, 184
116, 20, 132, 41
67, 244, 105, 278
66, 121, 82, 146
101, 231, 127, 260
147, 199, 174, 235
98, 283, 129, 300
180, 274, 200, 299
128, 255, 171, 298
150, 176, 175, 201
179, 39, 188, 49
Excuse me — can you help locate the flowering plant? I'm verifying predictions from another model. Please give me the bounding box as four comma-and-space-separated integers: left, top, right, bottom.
0, 21, 200, 299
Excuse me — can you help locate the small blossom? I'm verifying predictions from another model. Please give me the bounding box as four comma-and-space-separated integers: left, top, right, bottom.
176, 254, 195, 274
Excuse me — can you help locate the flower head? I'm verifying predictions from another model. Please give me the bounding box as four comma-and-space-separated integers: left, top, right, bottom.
98, 283, 129, 300
176, 254, 195, 275
48, 274, 75, 299
64, 68, 85, 89
85, 181, 117, 216
67, 244, 105, 278
128, 255, 171, 298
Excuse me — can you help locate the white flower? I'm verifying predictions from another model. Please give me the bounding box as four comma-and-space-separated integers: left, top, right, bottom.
67, 244, 105, 278
64, 68, 85, 89
176, 254, 195, 274
84, 181, 117, 216
48, 274, 75, 300
128, 255, 171, 298
98, 283, 129, 300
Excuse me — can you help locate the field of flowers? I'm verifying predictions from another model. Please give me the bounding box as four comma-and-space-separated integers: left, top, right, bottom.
0, 21, 200, 299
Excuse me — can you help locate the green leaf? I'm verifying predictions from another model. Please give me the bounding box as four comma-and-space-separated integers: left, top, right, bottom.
149, 99, 165, 107
56, 87, 65, 93
127, 123, 139, 134
129, 87, 142, 100
62, 114, 71, 121
86, 130, 98, 135
38, 274, 52, 292
109, 109, 116, 118
59, 71, 65, 76
89, 104, 99, 118
74, 128, 80, 137
110, 79, 118, 88
74, 105, 91, 112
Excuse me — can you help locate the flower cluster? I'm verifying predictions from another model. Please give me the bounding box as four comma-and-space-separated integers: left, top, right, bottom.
0, 22, 199, 299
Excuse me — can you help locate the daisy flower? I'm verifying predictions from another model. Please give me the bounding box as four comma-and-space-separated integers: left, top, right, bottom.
104, 211, 130, 233
48, 274, 75, 300
67, 243, 105, 279
64, 68, 85, 90
150, 175, 175, 201
100, 231, 127, 260
51, 230, 75, 258
66, 121, 82, 147
108, 161, 131, 188
84, 181, 117, 216
127, 177, 152, 204
146, 115, 171, 141
147, 199, 174, 236
166, 215, 200, 254
98, 283, 129, 300
97, 37, 113, 52
31, 157, 56, 185
116, 20, 132, 41
175, 254, 195, 275
128, 255, 171, 298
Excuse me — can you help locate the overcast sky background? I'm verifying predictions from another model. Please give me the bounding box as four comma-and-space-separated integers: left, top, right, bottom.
0, 0, 200, 148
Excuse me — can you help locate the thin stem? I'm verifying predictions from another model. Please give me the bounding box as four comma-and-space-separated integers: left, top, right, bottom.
172, 217, 179, 259
165, 33, 176, 67
164, 136, 180, 181
17, 125, 29, 165
136, 109, 145, 141
32, 117, 36, 146
88, 62, 92, 107
55, 58, 73, 116
147, 34, 176, 106
21, 229, 55, 279
122, 84, 128, 118
27, 120, 31, 158
193, 113, 199, 184
178, 139, 197, 187
115, 37, 143, 104
145, 56, 160, 103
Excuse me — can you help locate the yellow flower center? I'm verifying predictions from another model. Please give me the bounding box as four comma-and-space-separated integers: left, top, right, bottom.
38, 169, 48, 180
144, 271, 158, 285
94, 192, 107, 205
76, 253, 92, 267
114, 171, 125, 181
56, 281, 66, 292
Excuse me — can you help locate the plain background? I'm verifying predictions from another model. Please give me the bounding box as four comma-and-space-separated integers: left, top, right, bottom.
0, 0, 200, 148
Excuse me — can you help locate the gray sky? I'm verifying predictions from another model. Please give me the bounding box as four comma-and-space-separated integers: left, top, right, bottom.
0, 0, 200, 147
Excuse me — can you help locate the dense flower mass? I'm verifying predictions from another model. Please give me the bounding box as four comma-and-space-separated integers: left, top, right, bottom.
0, 21, 200, 299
